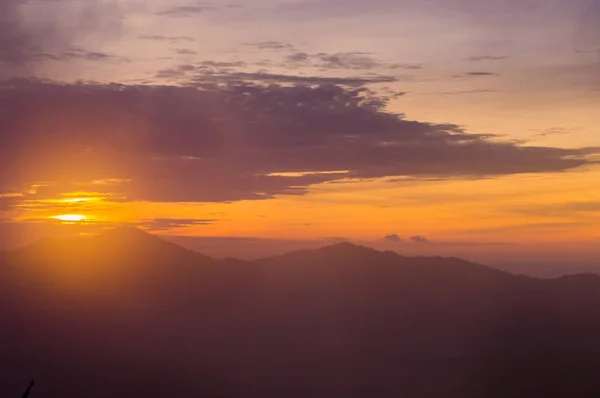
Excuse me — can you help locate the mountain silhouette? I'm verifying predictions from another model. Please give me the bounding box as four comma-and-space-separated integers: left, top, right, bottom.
2, 229, 600, 397
15, 226, 209, 261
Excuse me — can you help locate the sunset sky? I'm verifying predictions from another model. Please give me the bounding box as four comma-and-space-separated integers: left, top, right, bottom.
1, 0, 599, 263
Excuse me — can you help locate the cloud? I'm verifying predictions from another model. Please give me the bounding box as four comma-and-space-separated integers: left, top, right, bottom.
139, 35, 196, 43
389, 63, 424, 70
455, 72, 499, 77
532, 127, 574, 137
316, 52, 381, 70
286, 52, 311, 63
0, 79, 596, 212
383, 234, 402, 243
410, 235, 429, 244
199, 60, 247, 68
244, 41, 296, 51
132, 218, 218, 231
190, 71, 398, 86
32, 48, 126, 63
466, 56, 508, 62
285, 51, 419, 71
379, 87, 408, 98
156, 5, 216, 18
155, 64, 398, 85
155, 62, 251, 80
175, 49, 198, 56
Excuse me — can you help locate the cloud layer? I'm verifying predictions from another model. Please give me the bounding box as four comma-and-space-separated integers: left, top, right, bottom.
0, 78, 596, 213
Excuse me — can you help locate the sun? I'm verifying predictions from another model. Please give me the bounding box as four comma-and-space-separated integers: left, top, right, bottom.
51, 214, 88, 222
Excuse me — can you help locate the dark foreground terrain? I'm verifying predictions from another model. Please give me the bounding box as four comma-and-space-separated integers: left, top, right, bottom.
2, 228, 600, 397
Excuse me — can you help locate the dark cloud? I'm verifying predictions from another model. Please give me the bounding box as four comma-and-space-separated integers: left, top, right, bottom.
458, 72, 498, 76
316, 52, 381, 70
33, 48, 125, 63
155, 63, 398, 85
286, 52, 311, 63
0, 79, 596, 211
155, 61, 249, 80
245, 41, 296, 51
175, 49, 198, 56
155, 64, 199, 79
156, 5, 216, 17
139, 35, 196, 43
285, 51, 418, 71
190, 71, 398, 86
410, 235, 429, 244
199, 60, 247, 68
389, 63, 424, 70
383, 234, 402, 243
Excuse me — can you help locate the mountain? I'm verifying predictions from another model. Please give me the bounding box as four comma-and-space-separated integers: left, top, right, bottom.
2, 230, 600, 397
11, 226, 211, 263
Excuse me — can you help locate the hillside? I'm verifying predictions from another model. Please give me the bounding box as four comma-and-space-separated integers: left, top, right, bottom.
2, 229, 600, 398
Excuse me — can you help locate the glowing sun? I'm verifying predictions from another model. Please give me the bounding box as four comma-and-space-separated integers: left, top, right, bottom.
51, 214, 88, 222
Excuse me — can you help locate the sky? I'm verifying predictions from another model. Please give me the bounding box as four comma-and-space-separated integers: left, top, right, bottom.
1, 0, 599, 264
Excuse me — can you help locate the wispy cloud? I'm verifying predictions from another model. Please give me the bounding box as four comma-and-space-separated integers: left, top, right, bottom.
466, 55, 508, 62
139, 35, 196, 43
284, 51, 421, 71
454, 71, 499, 78
174, 49, 198, 56
244, 41, 296, 51
189, 70, 398, 85
156, 5, 216, 18
133, 218, 218, 231
155, 63, 399, 85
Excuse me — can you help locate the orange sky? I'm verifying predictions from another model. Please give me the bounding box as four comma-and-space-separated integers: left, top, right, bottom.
1, 0, 599, 263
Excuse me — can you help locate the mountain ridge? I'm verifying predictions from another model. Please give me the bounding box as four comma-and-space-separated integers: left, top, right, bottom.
3, 228, 600, 397
5, 227, 596, 282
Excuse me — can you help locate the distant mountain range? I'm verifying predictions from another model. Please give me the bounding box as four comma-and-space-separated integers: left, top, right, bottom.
2, 227, 600, 398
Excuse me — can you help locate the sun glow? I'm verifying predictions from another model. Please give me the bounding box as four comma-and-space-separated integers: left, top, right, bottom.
58, 197, 96, 204
51, 214, 88, 222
